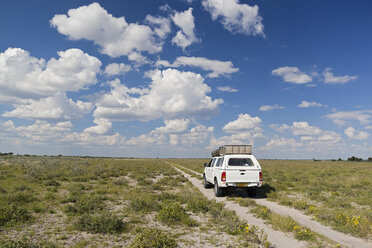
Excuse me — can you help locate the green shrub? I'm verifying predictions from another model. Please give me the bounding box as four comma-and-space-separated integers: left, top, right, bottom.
44, 192, 55, 200
156, 192, 180, 202
44, 180, 60, 186
293, 226, 315, 241
157, 203, 196, 227
209, 201, 245, 235
128, 228, 178, 248
1, 236, 57, 248
130, 195, 160, 213
74, 211, 124, 233
293, 200, 309, 210
113, 178, 128, 186
186, 195, 210, 213
64, 194, 104, 214
250, 206, 271, 220
75, 194, 104, 213
0, 203, 31, 226
6, 189, 35, 204
0, 186, 7, 193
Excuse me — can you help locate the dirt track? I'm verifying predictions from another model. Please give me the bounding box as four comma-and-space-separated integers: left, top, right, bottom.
171, 163, 372, 248
171, 164, 306, 248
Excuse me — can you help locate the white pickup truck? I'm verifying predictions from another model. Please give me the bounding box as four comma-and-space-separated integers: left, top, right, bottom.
203, 145, 262, 197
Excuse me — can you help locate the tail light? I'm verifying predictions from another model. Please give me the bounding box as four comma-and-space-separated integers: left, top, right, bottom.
259, 171, 262, 182
221, 172, 226, 182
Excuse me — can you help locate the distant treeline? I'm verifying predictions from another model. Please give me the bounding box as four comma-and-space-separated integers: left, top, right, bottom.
346, 156, 372, 162
326, 156, 372, 162
0, 152, 13, 156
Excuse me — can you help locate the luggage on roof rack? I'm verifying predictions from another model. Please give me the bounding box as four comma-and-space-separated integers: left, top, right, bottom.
211, 145, 252, 157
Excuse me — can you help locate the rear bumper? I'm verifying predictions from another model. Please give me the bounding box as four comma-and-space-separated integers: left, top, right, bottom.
221, 181, 262, 188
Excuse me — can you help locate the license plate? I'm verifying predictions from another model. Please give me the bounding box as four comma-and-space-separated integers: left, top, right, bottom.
237, 183, 248, 187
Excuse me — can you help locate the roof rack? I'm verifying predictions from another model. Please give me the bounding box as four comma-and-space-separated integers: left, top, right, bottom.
211, 145, 252, 157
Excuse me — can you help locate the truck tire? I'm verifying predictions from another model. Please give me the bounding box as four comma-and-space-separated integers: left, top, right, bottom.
247, 187, 258, 198
214, 178, 224, 197
203, 174, 212, 188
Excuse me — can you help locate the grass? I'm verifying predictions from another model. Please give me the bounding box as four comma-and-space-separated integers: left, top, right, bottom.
260, 160, 372, 238
0, 156, 272, 247
157, 202, 197, 227
74, 210, 125, 234
128, 228, 178, 248
172, 158, 372, 239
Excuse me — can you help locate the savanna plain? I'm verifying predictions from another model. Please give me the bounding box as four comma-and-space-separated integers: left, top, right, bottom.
0, 156, 370, 248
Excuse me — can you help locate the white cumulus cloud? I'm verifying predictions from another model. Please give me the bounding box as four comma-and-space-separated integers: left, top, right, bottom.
51, 2, 163, 58
0, 48, 101, 104
275, 121, 341, 144
272, 66, 312, 84
2, 120, 73, 143
259, 104, 284, 112
145, 15, 171, 39
202, 0, 264, 36
217, 86, 238, 92
325, 110, 372, 126
344, 127, 369, 140
94, 69, 223, 121
127, 120, 212, 146
83, 118, 112, 135
210, 114, 263, 148
298, 101, 324, 108
155, 119, 190, 133
323, 68, 357, 84
104, 63, 131, 76
223, 113, 262, 133
156, 56, 238, 78
171, 8, 200, 49
2, 93, 93, 121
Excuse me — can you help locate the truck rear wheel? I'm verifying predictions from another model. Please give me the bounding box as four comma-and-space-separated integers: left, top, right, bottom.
203, 174, 212, 188
247, 187, 257, 198
214, 178, 224, 197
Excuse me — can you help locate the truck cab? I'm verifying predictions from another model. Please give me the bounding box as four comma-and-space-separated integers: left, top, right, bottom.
203, 145, 262, 197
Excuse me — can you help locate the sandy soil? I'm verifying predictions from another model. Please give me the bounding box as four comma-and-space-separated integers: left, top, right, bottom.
171, 164, 306, 248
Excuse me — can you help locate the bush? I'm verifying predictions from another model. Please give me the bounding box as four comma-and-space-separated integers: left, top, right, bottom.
347, 156, 363, 162
293, 200, 309, 210
44, 180, 60, 186
157, 203, 196, 227
74, 211, 124, 233
0, 203, 31, 226
250, 206, 271, 220
130, 195, 160, 213
6, 187, 35, 204
186, 195, 210, 213
209, 201, 245, 235
128, 228, 178, 248
1, 236, 57, 248
64, 194, 104, 214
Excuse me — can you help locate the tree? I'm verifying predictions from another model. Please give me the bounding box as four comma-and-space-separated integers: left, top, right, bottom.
347, 156, 363, 162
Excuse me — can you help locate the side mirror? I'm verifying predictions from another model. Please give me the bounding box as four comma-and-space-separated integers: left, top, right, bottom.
204, 163, 208, 167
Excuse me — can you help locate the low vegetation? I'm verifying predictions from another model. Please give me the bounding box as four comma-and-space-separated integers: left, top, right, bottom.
173, 158, 372, 239
261, 160, 372, 238
0, 156, 272, 247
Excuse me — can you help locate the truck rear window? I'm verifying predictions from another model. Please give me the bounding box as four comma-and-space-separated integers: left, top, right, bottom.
228, 158, 254, 166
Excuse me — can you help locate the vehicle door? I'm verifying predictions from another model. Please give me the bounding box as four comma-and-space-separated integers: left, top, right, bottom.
212, 157, 223, 182
204, 159, 213, 182
206, 158, 216, 182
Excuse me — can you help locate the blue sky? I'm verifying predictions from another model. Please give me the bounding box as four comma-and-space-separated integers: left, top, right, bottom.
1, 0, 372, 159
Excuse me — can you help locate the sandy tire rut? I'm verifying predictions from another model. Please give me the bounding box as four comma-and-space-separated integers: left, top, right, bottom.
169, 163, 372, 248
170, 163, 305, 248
